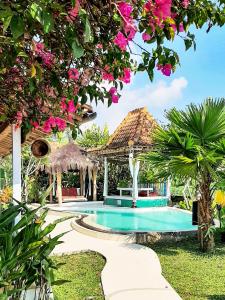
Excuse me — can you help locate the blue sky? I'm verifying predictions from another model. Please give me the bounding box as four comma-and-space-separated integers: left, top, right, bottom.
83, 25, 225, 133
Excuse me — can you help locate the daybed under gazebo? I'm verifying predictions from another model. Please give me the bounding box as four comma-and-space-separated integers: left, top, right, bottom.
89, 107, 171, 208
43, 142, 98, 205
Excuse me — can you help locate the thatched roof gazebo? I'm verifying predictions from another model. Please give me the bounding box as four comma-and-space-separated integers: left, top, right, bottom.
43, 142, 98, 204
89, 107, 170, 208
88, 107, 158, 161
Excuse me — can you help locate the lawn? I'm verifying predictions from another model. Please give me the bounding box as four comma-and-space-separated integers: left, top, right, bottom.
52, 252, 105, 300
150, 236, 225, 300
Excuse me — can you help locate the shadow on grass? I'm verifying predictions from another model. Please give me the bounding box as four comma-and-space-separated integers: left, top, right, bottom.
207, 296, 225, 300
146, 234, 225, 257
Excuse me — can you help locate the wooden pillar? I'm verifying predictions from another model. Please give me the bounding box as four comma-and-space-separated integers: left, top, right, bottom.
49, 173, 53, 203
80, 169, 84, 196
103, 158, 108, 197
12, 125, 22, 222
56, 171, 62, 205
93, 167, 97, 201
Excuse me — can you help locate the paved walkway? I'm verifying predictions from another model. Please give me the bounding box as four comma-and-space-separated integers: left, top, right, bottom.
47, 212, 181, 300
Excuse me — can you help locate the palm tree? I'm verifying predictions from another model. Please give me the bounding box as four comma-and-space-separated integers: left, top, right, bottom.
142, 98, 225, 252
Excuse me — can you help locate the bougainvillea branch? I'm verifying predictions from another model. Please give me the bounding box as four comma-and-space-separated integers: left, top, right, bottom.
0, 0, 225, 134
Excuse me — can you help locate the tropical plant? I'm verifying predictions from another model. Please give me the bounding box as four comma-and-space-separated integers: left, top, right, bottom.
142, 98, 225, 252
0, 202, 71, 299
1, 1, 225, 135
77, 124, 109, 148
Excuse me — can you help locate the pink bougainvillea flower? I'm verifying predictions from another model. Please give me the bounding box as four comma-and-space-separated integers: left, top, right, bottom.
60, 99, 67, 112
42, 121, 52, 133
42, 52, 54, 67
157, 63, 172, 76
67, 1, 80, 23
55, 117, 66, 131
109, 87, 119, 103
109, 87, 117, 95
102, 71, 114, 82
124, 23, 137, 41
68, 68, 79, 80
154, 0, 172, 20
118, 2, 133, 19
96, 43, 103, 49
33, 42, 44, 54
142, 32, 151, 42
120, 68, 131, 84
112, 94, 119, 103
113, 32, 128, 51
16, 111, 23, 121
67, 99, 76, 113
48, 116, 56, 128
30, 120, 39, 130
182, 0, 190, 9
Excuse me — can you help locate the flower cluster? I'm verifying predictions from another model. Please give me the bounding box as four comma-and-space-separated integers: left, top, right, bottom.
109, 87, 119, 104
157, 63, 172, 76
42, 116, 67, 133
33, 42, 55, 68
1, 0, 221, 135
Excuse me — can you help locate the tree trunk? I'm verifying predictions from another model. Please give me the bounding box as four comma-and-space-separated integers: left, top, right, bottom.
198, 173, 214, 252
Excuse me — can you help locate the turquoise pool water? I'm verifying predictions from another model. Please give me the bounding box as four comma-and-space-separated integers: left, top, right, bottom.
92, 208, 197, 232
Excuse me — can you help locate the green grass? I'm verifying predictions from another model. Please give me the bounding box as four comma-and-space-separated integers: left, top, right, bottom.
150, 236, 225, 300
52, 252, 105, 300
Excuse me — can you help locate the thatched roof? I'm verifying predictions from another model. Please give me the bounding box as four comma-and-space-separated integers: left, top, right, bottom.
88, 107, 158, 160
0, 104, 96, 158
0, 124, 49, 157
44, 142, 97, 174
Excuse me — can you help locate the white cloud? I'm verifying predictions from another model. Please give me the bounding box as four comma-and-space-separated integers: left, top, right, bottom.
81, 77, 188, 133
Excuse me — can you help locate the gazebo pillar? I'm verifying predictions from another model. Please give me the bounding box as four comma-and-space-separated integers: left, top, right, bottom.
93, 167, 97, 201
12, 125, 22, 222
166, 177, 171, 200
132, 159, 140, 208
56, 171, 62, 205
103, 157, 108, 197
80, 169, 84, 196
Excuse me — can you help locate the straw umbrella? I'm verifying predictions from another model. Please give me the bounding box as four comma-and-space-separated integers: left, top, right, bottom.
44, 142, 98, 205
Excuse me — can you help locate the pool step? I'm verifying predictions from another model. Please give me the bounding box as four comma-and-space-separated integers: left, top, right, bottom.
71, 216, 136, 243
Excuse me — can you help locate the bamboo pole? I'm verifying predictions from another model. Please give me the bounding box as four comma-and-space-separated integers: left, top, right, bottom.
80, 169, 84, 196
49, 173, 53, 203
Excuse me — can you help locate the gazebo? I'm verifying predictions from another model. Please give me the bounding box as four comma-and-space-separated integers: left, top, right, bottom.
43, 142, 98, 205
89, 107, 170, 208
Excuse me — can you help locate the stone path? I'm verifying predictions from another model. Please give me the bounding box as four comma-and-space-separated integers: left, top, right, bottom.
47, 212, 182, 300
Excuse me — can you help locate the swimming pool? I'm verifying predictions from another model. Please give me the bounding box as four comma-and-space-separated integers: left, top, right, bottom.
51, 202, 197, 232
89, 208, 197, 232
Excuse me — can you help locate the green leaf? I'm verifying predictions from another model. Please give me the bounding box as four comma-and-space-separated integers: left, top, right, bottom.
29, 78, 36, 93
71, 40, 84, 58
17, 51, 28, 57
184, 39, 192, 51
2, 15, 12, 32
10, 15, 24, 39
42, 11, 54, 33
84, 16, 92, 43
30, 3, 42, 22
